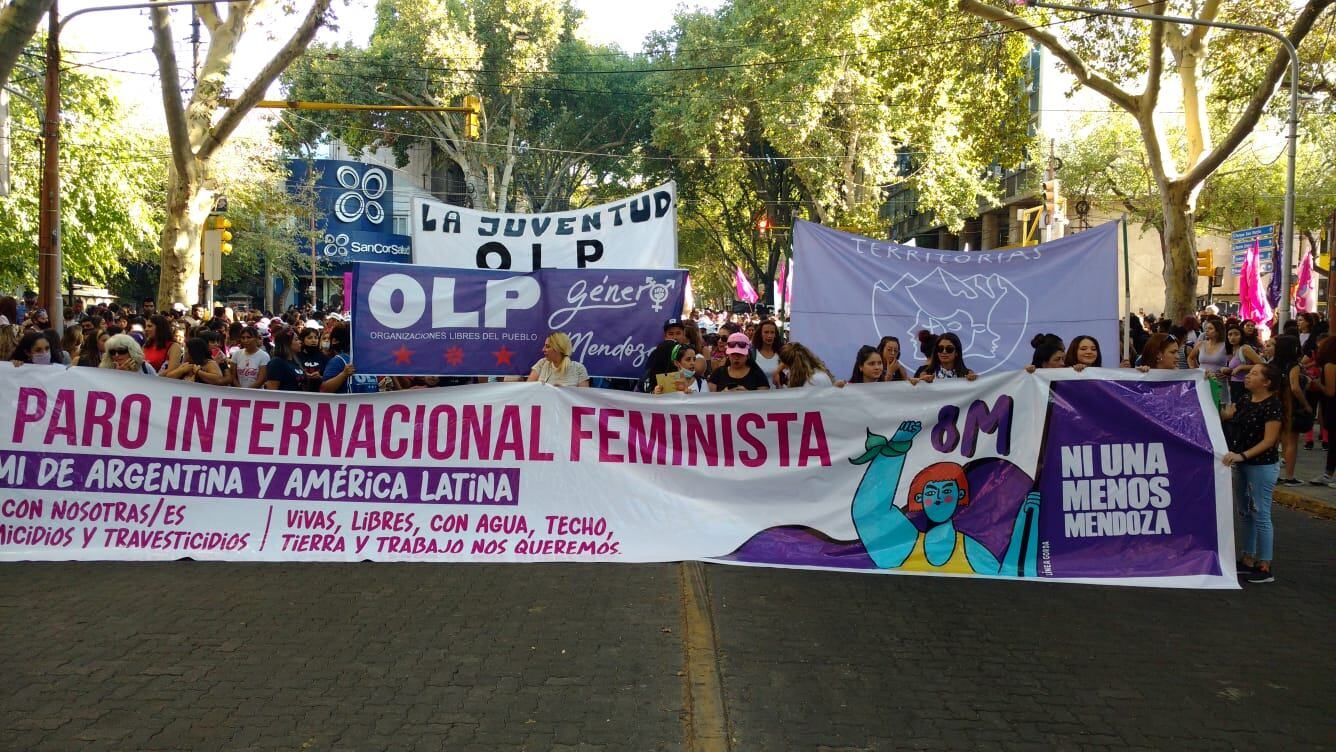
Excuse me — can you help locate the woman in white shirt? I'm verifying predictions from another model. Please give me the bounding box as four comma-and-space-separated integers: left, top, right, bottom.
751, 319, 784, 382
776, 342, 843, 387
527, 332, 590, 387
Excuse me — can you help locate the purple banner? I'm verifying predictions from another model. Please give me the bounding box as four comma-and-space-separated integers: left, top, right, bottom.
351, 262, 686, 378
1, 449, 520, 506
720, 374, 1224, 582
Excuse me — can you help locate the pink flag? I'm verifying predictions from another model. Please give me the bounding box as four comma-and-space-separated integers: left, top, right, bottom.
684, 273, 696, 313
1295, 248, 1317, 313
734, 266, 759, 304
776, 259, 787, 304
785, 258, 793, 305
1239, 240, 1273, 324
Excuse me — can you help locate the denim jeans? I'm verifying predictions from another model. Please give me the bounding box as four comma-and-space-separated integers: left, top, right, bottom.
1233, 461, 1277, 561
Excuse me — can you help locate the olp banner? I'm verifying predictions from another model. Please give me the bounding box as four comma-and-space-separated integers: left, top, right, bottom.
412, 183, 678, 271
0, 365, 1235, 588
790, 220, 1119, 376
350, 261, 687, 378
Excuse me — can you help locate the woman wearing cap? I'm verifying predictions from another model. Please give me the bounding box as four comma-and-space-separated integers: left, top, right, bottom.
708, 333, 771, 392
527, 332, 590, 387
98, 333, 156, 375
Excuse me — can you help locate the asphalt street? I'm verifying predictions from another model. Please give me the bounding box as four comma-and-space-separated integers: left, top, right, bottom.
3, 506, 1334, 751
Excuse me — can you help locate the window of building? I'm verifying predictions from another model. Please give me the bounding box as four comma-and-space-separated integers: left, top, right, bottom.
393, 215, 409, 236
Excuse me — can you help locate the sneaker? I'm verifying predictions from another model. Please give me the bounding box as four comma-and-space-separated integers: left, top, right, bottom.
1236, 558, 1255, 574
1310, 474, 1334, 485
1304, 441, 1314, 450
1246, 567, 1274, 584
1279, 478, 1305, 486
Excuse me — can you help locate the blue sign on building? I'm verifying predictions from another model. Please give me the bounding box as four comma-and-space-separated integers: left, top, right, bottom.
287, 159, 413, 270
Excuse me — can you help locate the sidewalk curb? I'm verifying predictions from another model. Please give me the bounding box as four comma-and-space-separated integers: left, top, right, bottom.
1272, 488, 1336, 520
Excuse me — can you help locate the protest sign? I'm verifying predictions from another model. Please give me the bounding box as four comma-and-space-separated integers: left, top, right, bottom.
412, 183, 677, 271
350, 262, 687, 379
790, 220, 1119, 376
0, 365, 1235, 589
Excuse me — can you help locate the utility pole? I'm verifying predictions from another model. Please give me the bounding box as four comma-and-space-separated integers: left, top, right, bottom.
36, 3, 61, 332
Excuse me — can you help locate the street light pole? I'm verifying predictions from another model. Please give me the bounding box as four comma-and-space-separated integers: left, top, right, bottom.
1027, 0, 1301, 326
38, 0, 241, 333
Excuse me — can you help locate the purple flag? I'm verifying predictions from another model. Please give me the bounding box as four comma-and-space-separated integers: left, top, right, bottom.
1267, 234, 1284, 309
351, 262, 686, 378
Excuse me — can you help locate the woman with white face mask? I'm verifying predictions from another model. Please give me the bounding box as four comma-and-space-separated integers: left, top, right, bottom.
651, 344, 706, 395
11, 331, 58, 366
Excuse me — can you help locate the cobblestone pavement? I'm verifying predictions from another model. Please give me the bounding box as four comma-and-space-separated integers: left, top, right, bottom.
708, 505, 1336, 751
3, 509, 1334, 751
1, 563, 686, 752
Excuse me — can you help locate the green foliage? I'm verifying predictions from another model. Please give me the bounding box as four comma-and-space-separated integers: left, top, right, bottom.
278, 0, 650, 212
0, 51, 160, 290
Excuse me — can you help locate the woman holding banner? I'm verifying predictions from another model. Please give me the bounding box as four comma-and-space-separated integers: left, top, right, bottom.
775, 342, 841, 388
528, 333, 590, 387
849, 346, 884, 384
913, 333, 976, 382
1064, 336, 1103, 371
708, 333, 770, 392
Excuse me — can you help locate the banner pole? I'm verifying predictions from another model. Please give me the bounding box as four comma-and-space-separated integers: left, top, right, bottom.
1122, 214, 1132, 363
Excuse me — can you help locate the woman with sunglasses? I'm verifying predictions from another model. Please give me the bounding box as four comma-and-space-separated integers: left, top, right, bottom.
1134, 332, 1180, 372
913, 333, 976, 382
708, 333, 771, 392
98, 334, 155, 375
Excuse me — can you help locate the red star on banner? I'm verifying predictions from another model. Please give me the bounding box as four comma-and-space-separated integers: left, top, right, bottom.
492, 345, 514, 366
393, 345, 413, 365
445, 346, 465, 366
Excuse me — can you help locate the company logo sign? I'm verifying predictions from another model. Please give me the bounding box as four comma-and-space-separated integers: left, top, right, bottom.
333, 164, 388, 226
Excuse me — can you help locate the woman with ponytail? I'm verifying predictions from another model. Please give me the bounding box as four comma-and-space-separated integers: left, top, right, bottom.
527, 332, 589, 387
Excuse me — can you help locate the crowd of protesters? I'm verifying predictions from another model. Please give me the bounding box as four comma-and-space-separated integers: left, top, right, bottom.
2, 293, 1312, 583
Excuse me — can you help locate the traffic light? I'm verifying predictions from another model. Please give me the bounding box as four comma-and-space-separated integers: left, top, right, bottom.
1195, 249, 1213, 277
463, 95, 481, 140
756, 215, 770, 235
206, 215, 233, 255
1041, 179, 1060, 218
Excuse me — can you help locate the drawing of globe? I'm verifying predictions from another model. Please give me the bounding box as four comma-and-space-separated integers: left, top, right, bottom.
871, 268, 1031, 375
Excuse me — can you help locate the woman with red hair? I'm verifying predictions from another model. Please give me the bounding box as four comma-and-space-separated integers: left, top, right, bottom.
849, 420, 1040, 575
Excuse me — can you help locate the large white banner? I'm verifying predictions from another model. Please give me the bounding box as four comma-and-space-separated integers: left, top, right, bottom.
0, 365, 1236, 588
412, 183, 678, 271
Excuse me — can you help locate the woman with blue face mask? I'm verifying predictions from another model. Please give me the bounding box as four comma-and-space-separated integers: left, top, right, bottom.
652, 344, 706, 395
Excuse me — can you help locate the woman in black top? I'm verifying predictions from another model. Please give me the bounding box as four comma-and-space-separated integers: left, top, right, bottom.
1221, 363, 1284, 583
263, 330, 306, 391
298, 327, 329, 392
708, 333, 770, 392
913, 332, 976, 382
876, 336, 911, 382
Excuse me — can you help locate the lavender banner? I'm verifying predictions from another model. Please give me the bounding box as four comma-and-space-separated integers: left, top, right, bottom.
351, 262, 687, 378
790, 220, 1119, 377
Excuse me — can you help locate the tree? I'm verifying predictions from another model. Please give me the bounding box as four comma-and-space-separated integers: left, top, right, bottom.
646, 0, 1032, 299
0, 0, 53, 95
150, 0, 333, 308
278, 0, 649, 213
0, 50, 159, 290
958, 0, 1336, 319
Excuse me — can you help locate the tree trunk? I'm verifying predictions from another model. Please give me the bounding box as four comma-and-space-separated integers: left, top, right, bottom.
1160, 182, 1199, 321
156, 163, 215, 307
